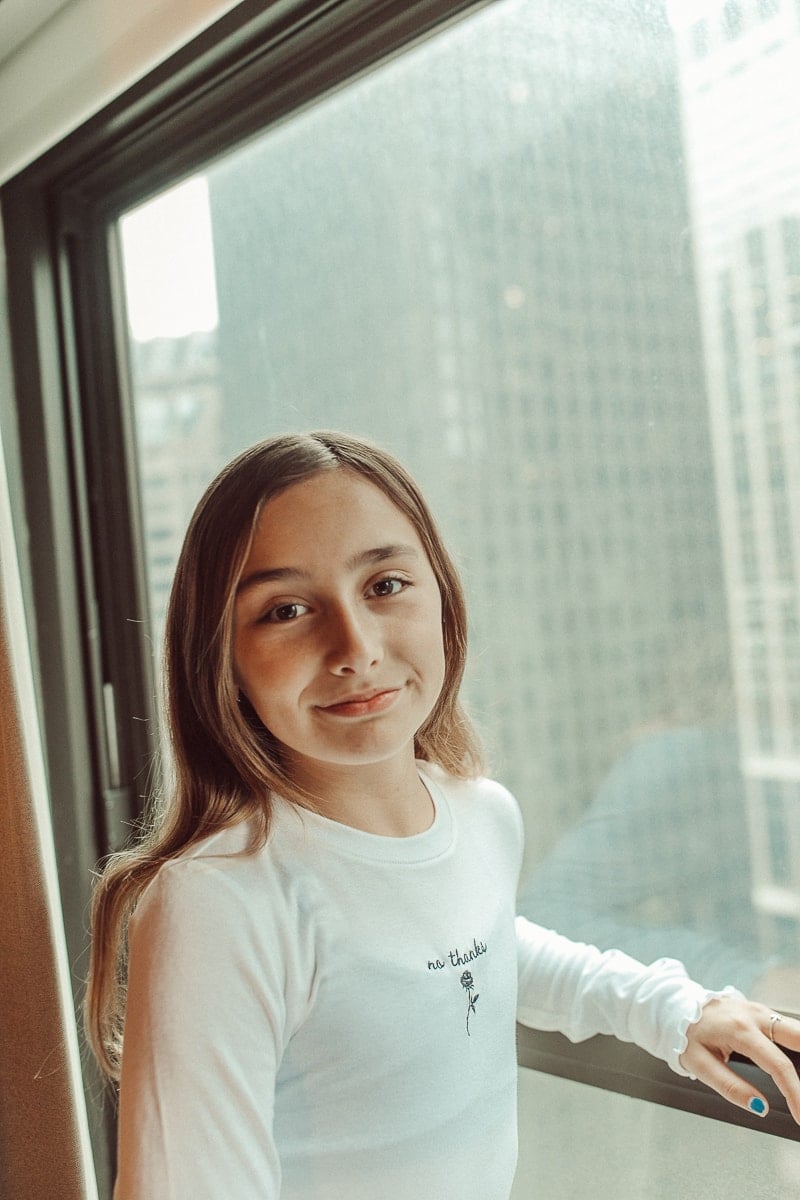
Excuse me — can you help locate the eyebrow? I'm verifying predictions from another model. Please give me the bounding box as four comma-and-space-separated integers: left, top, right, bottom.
236, 543, 421, 595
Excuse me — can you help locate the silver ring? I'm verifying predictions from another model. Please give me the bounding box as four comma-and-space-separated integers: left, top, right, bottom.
769, 1013, 783, 1043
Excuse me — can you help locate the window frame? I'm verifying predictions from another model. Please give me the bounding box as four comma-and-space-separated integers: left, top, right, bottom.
2, 0, 799, 1168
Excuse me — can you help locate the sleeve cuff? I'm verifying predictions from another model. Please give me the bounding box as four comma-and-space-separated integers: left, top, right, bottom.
670, 983, 746, 1077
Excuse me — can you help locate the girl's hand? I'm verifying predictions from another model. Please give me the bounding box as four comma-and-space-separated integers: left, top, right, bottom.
680, 995, 800, 1122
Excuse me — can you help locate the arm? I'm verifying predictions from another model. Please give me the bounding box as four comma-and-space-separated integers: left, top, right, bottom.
114, 861, 285, 1200
515, 917, 800, 1122
515, 916, 716, 1070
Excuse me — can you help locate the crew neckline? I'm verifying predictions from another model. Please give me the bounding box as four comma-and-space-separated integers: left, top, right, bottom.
273, 764, 454, 864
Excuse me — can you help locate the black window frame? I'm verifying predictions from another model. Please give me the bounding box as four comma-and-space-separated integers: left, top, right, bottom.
2, 1, 799, 1184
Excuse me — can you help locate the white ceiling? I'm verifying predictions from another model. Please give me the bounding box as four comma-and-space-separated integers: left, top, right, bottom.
0, 0, 75, 67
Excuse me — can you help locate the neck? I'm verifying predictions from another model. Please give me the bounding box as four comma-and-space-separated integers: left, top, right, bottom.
285, 752, 434, 837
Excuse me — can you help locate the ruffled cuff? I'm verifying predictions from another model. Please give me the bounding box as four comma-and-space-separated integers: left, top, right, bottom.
670, 983, 746, 1077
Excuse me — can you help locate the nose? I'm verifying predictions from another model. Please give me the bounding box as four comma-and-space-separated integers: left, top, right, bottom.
325, 602, 382, 676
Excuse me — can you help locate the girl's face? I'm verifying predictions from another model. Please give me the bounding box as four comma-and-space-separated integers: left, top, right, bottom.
232, 469, 446, 790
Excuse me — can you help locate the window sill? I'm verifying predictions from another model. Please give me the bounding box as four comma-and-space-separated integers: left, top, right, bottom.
516, 1025, 800, 1141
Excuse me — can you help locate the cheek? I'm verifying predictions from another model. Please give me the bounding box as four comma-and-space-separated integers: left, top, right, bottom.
424, 609, 447, 687
235, 634, 309, 701
232, 636, 256, 691
233, 635, 275, 692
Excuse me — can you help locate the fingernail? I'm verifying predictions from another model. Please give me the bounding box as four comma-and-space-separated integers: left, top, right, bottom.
748, 1097, 768, 1117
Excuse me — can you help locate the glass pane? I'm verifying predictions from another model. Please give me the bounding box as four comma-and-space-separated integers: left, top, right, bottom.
511, 1069, 800, 1198
119, 0, 800, 1078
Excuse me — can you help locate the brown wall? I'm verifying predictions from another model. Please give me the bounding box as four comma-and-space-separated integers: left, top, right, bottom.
0, 586, 95, 1199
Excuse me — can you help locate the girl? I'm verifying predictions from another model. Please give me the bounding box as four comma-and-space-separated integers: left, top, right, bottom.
87, 431, 800, 1200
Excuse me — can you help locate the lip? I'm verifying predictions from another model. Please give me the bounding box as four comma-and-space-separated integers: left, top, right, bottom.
318, 688, 401, 717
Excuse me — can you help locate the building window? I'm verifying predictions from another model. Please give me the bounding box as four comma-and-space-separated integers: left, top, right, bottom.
691, 17, 710, 58
722, 0, 745, 40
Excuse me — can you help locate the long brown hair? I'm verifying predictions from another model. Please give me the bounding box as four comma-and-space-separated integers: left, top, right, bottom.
86, 431, 483, 1079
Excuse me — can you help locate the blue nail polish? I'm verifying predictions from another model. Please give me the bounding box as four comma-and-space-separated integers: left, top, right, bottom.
748, 1097, 767, 1117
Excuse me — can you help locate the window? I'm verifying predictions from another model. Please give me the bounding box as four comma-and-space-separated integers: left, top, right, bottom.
691, 17, 710, 57
722, 0, 745, 40
115, 0, 800, 1109
4, 0, 800, 1192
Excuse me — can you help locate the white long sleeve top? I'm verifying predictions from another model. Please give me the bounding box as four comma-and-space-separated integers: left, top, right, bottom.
114, 766, 718, 1200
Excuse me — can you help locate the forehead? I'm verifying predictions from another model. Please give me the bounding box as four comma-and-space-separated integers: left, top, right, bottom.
245, 468, 428, 566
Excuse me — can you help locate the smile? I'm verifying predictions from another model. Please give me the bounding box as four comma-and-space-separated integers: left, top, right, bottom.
318, 688, 401, 718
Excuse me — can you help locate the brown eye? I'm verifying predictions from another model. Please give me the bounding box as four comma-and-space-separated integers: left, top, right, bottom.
264, 602, 309, 623
371, 577, 407, 598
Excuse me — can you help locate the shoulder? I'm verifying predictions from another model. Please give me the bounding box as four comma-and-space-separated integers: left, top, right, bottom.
423, 762, 521, 819
420, 763, 524, 862
127, 814, 322, 1028
124, 818, 317, 1047
130, 812, 298, 947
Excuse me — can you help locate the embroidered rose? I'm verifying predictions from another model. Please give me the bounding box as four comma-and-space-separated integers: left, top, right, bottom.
460, 970, 479, 1035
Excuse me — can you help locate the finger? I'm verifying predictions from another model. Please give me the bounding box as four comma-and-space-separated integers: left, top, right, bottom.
686, 1044, 771, 1119
768, 1012, 800, 1054
740, 1017, 800, 1124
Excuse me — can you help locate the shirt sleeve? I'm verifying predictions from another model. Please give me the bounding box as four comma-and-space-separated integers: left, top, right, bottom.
515, 916, 741, 1075
114, 860, 288, 1200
